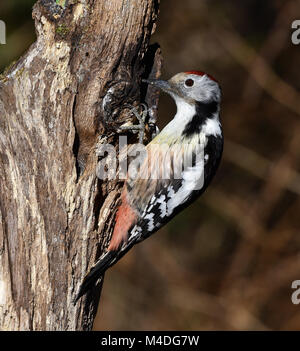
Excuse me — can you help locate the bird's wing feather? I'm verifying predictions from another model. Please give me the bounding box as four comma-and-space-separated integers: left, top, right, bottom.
127, 146, 205, 242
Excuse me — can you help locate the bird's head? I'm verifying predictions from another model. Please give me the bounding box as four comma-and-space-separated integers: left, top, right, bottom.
143, 71, 221, 105
143, 71, 222, 141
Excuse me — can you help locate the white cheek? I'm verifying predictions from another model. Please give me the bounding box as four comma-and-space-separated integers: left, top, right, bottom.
192, 76, 221, 102
199, 90, 212, 101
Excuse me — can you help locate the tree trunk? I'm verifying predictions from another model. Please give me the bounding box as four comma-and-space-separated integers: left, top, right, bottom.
0, 0, 161, 331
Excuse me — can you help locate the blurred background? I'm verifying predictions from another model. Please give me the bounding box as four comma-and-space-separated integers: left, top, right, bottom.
1, 0, 300, 330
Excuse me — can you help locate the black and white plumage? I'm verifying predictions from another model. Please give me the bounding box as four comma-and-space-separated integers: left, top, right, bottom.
74, 71, 223, 303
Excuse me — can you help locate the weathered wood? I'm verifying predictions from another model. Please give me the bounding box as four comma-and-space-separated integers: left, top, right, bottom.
0, 0, 161, 331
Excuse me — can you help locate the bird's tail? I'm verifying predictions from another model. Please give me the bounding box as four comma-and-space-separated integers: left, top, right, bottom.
73, 250, 117, 305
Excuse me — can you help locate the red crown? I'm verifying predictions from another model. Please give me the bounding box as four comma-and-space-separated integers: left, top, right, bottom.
185, 70, 218, 83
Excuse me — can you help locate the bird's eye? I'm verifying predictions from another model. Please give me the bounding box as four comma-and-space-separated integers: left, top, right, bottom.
185, 79, 194, 87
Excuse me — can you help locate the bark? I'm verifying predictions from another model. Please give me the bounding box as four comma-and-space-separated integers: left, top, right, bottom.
0, 0, 161, 331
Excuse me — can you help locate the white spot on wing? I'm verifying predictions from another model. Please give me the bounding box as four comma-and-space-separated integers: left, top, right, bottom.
167, 156, 204, 215
150, 196, 156, 205
147, 204, 154, 212
202, 116, 222, 137
145, 213, 155, 231
156, 194, 167, 218
129, 225, 142, 240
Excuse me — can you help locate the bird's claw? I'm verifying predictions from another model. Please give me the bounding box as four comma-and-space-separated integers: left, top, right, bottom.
120, 103, 149, 144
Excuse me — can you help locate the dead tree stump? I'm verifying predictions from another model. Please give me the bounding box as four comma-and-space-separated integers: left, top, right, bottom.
0, 0, 161, 330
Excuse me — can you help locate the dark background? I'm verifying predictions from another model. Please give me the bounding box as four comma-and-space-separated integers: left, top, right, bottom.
1, 0, 300, 330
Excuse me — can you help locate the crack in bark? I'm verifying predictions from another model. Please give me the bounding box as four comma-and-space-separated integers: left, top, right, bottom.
71, 92, 82, 180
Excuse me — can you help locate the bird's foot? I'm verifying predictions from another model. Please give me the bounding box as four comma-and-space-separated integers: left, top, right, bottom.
119, 103, 149, 144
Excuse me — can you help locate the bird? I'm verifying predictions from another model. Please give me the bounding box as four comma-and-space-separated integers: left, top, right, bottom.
74, 71, 223, 303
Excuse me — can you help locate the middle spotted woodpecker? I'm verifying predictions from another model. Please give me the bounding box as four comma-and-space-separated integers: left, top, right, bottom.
74, 71, 223, 303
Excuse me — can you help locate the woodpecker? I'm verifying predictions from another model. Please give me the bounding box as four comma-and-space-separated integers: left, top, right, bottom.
74, 71, 223, 303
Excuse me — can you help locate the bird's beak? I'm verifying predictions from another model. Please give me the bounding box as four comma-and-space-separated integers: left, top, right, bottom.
142, 79, 172, 94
